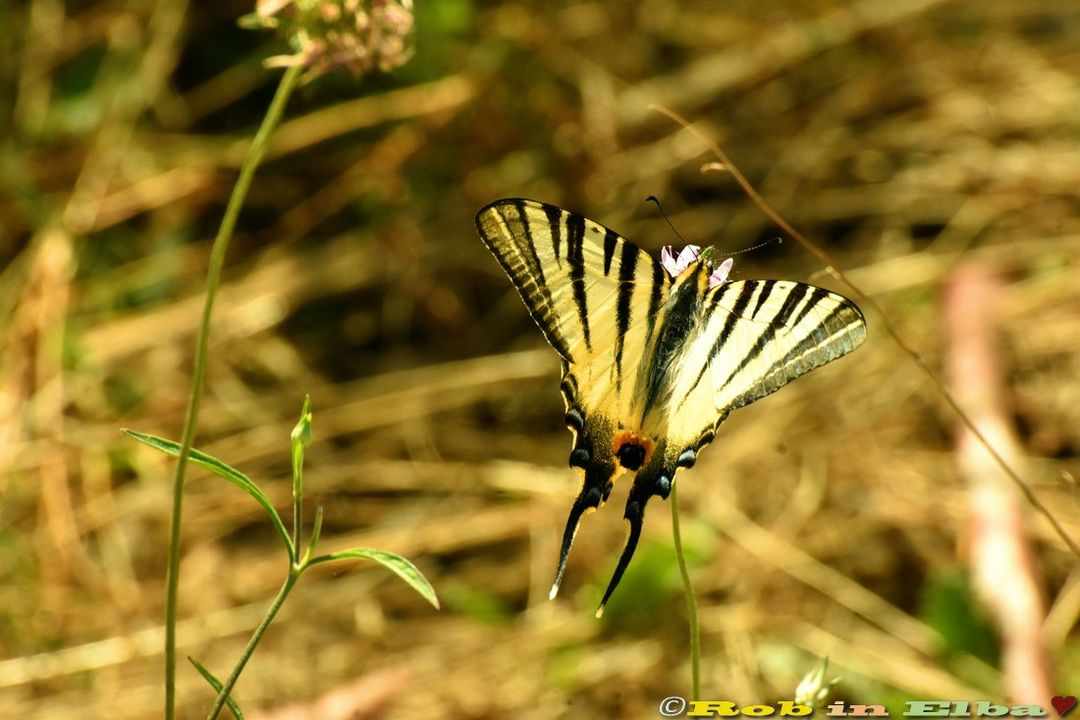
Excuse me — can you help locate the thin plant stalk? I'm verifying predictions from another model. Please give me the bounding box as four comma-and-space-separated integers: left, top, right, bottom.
292, 465, 303, 551
206, 571, 299, 720
163, 63, 303, 720
670, 481, 701, 700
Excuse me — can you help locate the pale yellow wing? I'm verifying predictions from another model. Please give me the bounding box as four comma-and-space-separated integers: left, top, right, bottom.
476, 198, 670, 424
667, 279, 867, 459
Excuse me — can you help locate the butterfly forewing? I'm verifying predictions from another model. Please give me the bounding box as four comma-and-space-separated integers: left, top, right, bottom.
476, 199, 670, 421
668, 279, 866, 453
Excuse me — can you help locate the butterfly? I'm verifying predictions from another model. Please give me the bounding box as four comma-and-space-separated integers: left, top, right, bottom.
476, 198, 867, 616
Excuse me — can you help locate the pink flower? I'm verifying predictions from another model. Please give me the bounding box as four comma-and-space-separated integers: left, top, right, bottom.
660, 245, 702, 277
660, 245, 733, 287
708, 257, 733, 287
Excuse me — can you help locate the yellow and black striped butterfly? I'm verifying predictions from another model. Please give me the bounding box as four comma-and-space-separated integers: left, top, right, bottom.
476, 198, 866, 615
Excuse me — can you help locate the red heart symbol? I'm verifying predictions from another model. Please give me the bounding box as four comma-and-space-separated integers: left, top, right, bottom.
1052, 696, 1078, 718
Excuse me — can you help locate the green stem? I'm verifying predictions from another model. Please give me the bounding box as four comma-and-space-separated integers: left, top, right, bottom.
670, 481, 701, 701
163, 64, 302, 720
206, 571, 299, 720
292, 482, 302, 555
292, 447, 303, 558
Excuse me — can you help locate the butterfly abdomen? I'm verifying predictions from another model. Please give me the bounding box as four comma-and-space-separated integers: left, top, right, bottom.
639, 262, 708, 421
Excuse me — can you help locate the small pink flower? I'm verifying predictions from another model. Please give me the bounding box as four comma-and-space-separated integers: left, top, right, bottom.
708, 257, 733, 287
660, 245, 733, 287
660, 245, 702, 278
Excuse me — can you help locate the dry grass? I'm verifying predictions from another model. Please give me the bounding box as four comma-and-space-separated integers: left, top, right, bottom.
2, 1, 1080, 718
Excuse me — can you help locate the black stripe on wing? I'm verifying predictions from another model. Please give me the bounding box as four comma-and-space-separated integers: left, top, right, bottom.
720, 283, 866, 411
544, 203, 563, 268
791, 286, 831, 328
476, 201, 574, 361
716, 282, 810, 394
614, 241, 638, 392
747, 301, 865, 401
671, 283, 864, 473
565, 213, 592, 353
749, 279, 776, 320
603, 229, 619, 276
679, 280, 754, 403
513, 199, 548, 290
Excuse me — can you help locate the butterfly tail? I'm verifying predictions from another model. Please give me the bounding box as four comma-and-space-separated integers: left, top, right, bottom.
550, 490, 597, 600
595, 497, 645, 618
549, 465, 613, 600
594, 465, 675, 617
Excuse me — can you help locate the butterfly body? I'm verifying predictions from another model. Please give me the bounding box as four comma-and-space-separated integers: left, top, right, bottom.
476, 198, 866, 614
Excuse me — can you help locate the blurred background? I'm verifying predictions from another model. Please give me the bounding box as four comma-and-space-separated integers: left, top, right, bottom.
2, 0, 1080, 718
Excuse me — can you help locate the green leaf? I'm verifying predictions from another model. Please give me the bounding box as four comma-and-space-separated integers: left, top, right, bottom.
302, 505, 325, 565
123, 429, 294, 558
188, 656, 244, 720
308, 548, 439, 610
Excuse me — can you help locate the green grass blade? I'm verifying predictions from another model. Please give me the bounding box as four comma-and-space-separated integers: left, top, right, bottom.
123, 429, 294, 558
308, 548, 439, 609
188, 657, 244, 720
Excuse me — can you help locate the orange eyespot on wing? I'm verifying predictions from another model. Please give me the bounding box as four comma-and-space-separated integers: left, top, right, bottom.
612, 431, 655, 471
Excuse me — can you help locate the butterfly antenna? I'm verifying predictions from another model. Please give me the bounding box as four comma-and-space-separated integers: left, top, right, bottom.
646, 195, 691, 247
727, 236, 783, 257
